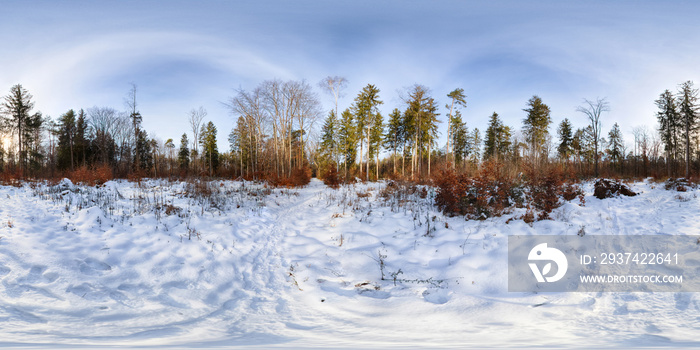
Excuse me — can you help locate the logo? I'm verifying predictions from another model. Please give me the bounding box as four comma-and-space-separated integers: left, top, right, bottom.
528, 243, 568, 283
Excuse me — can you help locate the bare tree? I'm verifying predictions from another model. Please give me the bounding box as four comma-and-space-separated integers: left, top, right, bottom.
88, 106, 118, 165
292, 80, 322, 166
188, 106, 207, 174
576, 97, 609, 176
632, 126, 650, 177
113, 113, 133, 175
318, 76, 348, 167
228, 89, 265, 176
318, 76, 348, 123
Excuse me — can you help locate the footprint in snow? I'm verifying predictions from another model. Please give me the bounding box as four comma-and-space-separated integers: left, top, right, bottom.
79, 258, 112, 276
17, 265, 58, 284
422, 289, 451, 305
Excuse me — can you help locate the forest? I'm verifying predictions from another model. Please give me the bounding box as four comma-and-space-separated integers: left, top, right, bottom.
0, 77, 697, 187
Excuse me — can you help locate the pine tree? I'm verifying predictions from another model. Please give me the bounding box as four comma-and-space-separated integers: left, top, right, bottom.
469, 128, 482, 162
75, 109, 89, 167
607, 122, 624, 172
199, 121, 219, 176
57, 109, 77, 171
337, 108, 357, 178
23, 111, 44, 173
403, 85, 439, 178
484, 112, 511, 161
450, 110, 469, 165
135, 129, 152, 172
446, 88, 467, 167
522, 95, 552, 164
125, 84, 143, 173
178, 133, 190, 173
368, 111, 383, 180
320, 109, 338, 164
677, 81, 699, 178
1, 84, 38, 174
557, 118, 574, 162
384, 108, 403, 175
656, 89, 681, 176
351, 84, 383, 180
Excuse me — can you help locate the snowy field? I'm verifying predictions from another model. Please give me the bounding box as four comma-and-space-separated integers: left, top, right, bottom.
0, 178, 698, 349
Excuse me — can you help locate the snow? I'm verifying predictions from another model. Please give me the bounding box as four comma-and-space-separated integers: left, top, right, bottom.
0, 178, 698, 348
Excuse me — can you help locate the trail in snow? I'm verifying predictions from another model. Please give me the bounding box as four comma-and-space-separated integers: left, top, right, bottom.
0, 180, 317, 346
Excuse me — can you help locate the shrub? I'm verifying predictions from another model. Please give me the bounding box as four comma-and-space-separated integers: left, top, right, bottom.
267, 167, 311, 188
434, 160, 518, 219
322, 164, 340, 189
433, 167, 465, 215
435, 161, 584, 221
524, 163, 564, 220
291, 166, 311, 187
68, 165, 114, 186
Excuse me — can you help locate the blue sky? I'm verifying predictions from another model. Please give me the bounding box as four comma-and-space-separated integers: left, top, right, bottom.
1, 0, 699, 151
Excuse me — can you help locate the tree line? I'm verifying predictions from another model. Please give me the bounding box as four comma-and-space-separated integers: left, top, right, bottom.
0, 78, 698, 183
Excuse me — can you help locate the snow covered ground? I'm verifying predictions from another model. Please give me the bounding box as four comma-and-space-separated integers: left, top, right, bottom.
0, 178, 699, 349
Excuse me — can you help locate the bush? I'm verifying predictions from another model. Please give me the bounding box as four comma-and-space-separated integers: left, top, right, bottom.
321, 164, 340, 189
434, 160, 518, 219
267, 167, 311, 188
68, 165, 114, 186
524, 163, 563, 220
435, 161, 584, 221
291, 166, 311, 187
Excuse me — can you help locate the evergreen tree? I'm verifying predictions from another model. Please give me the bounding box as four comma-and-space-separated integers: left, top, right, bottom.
135, 129, 152, 172
656, 89, 681, 176
126, 84, 143, 172
403, 85, 439, 177
178, 133, 190, 172
1, 84, 39, 174
57, 109, 77, 171
337, 108, 357, 178
446, 88, 467, 166
75, 109, 89, 167
607, 122, 624, 171
231, 116, 255, 177
557, 118, 574, 161
450, 110, 469, 165
320, 109, 338, 163
199, 121, 219, 176
384, 108, 403, 174
368, 111, 383, 180
24, 112, 43, 173
484, 112, 511, 161
677, 81, 699, 178
522, 95, 552, 164
469, 128, 482, 162
351, 84, 383, 180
